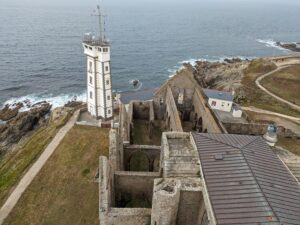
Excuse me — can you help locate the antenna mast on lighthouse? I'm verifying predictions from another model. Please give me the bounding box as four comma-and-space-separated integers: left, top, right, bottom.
92, 4, 106, 42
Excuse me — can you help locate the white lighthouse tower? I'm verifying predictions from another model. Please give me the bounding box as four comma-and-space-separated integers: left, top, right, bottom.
82, 5, 113, 120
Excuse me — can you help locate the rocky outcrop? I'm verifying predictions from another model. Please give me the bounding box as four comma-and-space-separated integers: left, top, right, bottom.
0, 103, 51, 153
192, 58, 249, 91
64, 101, 83, 108
0, 104, 22, 121
276, 42, 300, 52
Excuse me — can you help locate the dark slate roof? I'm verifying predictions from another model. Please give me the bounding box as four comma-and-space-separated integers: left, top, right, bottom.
120, 88, 158, 104
203, 88, 234, 102
192, 133, 300, 225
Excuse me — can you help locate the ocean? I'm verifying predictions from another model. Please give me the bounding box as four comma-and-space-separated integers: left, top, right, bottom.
0, 0, 300, 109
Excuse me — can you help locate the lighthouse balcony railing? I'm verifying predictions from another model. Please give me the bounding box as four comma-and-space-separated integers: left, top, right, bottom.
83, 38, 110, 46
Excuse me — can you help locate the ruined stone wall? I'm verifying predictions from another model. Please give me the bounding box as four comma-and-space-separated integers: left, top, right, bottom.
151, 179, 181, 225
176, 190, 206, 225
165, 87, 183, 132
223, 122, 299, 138
114, 171, 160, 207
105, 208, 151, 225
99, 156, 114, 224
161, 132, 201, 178
132, 101, 150, 120
109, 129, 121, 171
123, 145, 161, 172
154, 67, 226, 133
119, 103, 130, 144
192, 88, 224, 133
149, 100, 155, 121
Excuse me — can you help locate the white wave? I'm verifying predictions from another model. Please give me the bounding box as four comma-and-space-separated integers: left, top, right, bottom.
256, 39, 288, 51
2, 92, 86, 112
168, 56, 256, 78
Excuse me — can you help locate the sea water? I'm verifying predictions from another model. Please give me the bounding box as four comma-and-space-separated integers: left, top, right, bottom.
0, 0, 300, 109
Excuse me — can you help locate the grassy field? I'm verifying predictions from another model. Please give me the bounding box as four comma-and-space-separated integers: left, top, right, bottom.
3, 125, 109, 225
261, 65, 300, 106
241, 59, 300, 117
0, 109, 73, 207
132, 119, 162, 146
277, 137, 300, 156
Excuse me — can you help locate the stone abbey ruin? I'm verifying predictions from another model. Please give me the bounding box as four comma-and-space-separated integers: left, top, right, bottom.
98, 68, 300, 225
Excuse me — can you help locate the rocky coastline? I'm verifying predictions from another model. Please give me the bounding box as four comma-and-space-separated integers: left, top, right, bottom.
0, 100, 83, 155
0, 102, 51, 154
276, 41, 300, 52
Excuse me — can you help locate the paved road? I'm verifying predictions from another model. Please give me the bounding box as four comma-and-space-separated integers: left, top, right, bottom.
0, 110, 79, 225
255, 65, 300, 112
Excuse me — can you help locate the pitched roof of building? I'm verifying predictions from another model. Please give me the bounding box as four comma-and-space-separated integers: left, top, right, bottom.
192, 133, 300, 225
203, 88, 234, 102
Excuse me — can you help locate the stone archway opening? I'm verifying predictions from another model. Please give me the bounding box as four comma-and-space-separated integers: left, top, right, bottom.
128, 151, 150, 172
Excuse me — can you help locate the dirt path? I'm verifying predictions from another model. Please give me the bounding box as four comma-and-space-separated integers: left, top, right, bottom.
244, 109, 300, 135
242, 106, 300, 122
0, 110, 79, 225
255, 64, 300, 112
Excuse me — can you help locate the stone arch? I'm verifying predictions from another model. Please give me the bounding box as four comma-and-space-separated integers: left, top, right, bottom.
182, 110, 191, 121
128, 151, 151, 172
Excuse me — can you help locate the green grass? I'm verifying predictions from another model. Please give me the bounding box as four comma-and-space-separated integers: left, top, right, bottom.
126, 198, 151, 208
132, 120, 162, 145
261, 65, 300, 106
277, 137, 300, 156
0, 110, 73, 206
129, 151, 150, 172
241, 59, 300, 117
3, 125, 109, 225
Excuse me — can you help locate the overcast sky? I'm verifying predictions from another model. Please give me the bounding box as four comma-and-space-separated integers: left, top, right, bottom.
3, 0, 300, 8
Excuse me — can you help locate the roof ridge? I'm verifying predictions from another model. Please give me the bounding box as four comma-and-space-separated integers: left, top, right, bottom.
194, 133, 257, 149
239, 138, 281, 223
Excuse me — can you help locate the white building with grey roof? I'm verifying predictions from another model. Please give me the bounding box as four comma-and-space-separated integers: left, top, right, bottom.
203, 89, 234, 113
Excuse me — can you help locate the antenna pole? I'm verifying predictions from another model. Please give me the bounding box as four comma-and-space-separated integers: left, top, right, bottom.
92, 4, 106, 42
97, 5, 103, 41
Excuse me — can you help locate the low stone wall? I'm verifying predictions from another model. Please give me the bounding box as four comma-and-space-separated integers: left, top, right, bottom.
119, 103, 129, 144
165, 87, 183, 132
114, 171, 160, 207
192, 88, 225, 133
106, 208, 151, 225
99, 156, 114, 224
132, 101, 150, 120
123, 145, 161, 172
223, 122, 299, 138
177, 190, 206, 225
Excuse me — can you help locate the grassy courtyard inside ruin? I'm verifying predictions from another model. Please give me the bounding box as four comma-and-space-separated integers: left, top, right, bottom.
3, 125, 109, 225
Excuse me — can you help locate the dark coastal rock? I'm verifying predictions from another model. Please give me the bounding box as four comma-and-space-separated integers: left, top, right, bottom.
0, 105, 19, 121
64, 101, 83, 108
224, 58, 243, 64
0, 103, 51, 152
276, 41, 300, 52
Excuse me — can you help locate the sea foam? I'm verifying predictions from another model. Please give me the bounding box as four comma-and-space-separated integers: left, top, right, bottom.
168, 56, 256, 78
256, 39, 289, 51
3, 92, 87, 112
